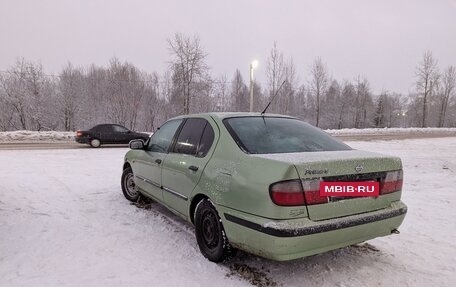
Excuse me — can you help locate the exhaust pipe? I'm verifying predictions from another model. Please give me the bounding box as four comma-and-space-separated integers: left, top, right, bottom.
391, 229, 400, 234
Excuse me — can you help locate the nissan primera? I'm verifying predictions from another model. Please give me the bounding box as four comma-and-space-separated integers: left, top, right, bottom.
121, 113, 407, 262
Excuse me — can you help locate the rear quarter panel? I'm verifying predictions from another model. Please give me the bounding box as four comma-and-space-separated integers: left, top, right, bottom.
193, 116, 308, 220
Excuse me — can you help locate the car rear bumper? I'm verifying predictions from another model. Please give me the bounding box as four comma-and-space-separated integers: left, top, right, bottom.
75, 137, 90, 144
219, 201, 407, 261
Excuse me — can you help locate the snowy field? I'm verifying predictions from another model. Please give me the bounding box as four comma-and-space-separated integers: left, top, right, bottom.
0, 137, 455, 287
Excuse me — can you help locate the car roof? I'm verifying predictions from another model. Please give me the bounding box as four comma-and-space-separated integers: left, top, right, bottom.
168, 112, 296, 121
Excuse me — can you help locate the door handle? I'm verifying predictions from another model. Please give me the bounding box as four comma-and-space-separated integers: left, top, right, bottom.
155, 159, 162, 164
188, 165, 199, 172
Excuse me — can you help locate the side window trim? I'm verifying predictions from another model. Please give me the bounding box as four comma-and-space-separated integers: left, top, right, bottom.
167, 119, 187, 153
195, 122, 208, 157
195, 122, 215, 158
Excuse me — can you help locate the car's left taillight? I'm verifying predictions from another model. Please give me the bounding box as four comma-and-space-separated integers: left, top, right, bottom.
269, 180, 306, 206
270, 179, 330, 206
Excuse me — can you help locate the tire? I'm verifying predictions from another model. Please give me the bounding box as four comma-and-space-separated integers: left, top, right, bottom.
195, 199, 236, 262
90, 138, 101, 148
121, 167, 140, 202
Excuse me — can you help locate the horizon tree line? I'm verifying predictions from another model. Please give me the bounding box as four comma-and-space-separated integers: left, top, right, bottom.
0, 33, 455, 132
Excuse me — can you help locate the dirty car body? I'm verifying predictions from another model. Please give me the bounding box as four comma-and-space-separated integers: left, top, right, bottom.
121, 113, 407, 262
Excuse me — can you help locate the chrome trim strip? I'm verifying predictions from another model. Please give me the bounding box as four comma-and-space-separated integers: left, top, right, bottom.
163, 186, 188, 201
135, 175, 160, 188
135, 175, 187, 201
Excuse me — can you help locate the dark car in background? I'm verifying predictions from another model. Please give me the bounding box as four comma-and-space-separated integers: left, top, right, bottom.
75, 124, 150, 147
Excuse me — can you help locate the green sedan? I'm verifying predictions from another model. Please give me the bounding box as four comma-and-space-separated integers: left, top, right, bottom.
121, 113, 407, 262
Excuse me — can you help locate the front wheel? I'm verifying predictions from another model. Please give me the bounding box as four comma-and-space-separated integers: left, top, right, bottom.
195, 199, 236, 262
121, 167, 140, 202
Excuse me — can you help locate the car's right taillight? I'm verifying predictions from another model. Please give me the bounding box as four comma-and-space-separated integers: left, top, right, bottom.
76, 130, 83, 137
380, 170, 403, 195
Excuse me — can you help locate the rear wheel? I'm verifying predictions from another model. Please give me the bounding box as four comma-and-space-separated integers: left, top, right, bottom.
195, 199, 236, 262
121, 167, 140, 202
90, 138, 101, 148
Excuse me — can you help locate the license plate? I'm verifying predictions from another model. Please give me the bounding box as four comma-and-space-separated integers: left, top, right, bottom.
320, 181, 379, 197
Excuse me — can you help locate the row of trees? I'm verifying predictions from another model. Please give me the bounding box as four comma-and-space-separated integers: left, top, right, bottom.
0, 34, 455, 132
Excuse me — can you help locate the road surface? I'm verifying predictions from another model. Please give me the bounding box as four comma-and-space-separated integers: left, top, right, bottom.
1, 132, 455, 150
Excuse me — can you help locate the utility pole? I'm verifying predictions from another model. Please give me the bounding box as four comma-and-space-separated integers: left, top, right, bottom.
249, 60, 258, 112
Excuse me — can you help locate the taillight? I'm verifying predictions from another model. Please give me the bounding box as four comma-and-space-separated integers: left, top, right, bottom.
270, 179, 329, 206
302, 179, 328, 205
76, 131, 83, 137
380, 170, 403, 195
270, 180, 305, 206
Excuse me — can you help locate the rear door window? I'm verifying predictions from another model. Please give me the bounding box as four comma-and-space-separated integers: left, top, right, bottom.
196, 124, 215, 157
173, 118, 207, 156
113, 125, 129, 133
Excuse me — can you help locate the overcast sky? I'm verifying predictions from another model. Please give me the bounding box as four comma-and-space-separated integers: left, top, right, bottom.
1, 0, 455, 94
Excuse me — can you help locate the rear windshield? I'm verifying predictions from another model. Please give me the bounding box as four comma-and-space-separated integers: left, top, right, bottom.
223, 117, 351, 154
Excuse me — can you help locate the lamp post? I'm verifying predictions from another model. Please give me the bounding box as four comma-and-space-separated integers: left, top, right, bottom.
249, 60, 258, 112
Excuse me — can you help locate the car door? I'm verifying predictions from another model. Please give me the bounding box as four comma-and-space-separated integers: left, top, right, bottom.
100, 124, 116, 143
112, 125, 132, 143
89, 125, 102, 139
132, 119, 183, 202
161, 118, 216, 217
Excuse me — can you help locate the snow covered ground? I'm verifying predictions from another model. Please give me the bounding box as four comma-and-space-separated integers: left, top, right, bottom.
1, 128, 455, 143
0, 138, 455, 286
0, 130, 75, 143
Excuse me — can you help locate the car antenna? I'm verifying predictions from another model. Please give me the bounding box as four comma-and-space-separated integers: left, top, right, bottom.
261, 80, 286, 115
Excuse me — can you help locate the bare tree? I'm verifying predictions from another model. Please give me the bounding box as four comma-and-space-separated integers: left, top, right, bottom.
0, 59, 56, 131
309, 57, 329, 127
438, 66, 456, 127
230, 69, 249, 112
280, 58, 297, 114
0, 60, 30, 129
213, 75, 230, 112
105, 58, 146, 130
58, 63, 85, 131
266, 42, 285, 113
167, 33, 208, 114
415, 51, 438, 127
353, 77, 373, 128
339, 81, 355, 128
321, 80, 341, 128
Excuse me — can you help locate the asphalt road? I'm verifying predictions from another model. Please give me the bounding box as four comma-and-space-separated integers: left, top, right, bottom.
0, 133, 455, 150
0, 142, 129, 150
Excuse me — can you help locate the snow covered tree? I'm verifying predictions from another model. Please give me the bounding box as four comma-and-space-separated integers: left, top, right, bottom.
415, 51, 438, 127
167, 33, 209, 115
309, 58, 329, 127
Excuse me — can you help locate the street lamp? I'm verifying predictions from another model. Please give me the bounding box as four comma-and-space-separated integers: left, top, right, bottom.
249, 60, 259, 112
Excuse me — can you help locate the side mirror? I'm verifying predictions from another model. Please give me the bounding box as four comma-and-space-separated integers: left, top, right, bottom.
129, 139, 145, 150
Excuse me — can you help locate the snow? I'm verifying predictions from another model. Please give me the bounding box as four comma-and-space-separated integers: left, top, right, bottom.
1, 138, 455, 286
253, 149, 396, 164
0, 130, 75, 143
1, 127, 455, 143
326, 127, 456, 136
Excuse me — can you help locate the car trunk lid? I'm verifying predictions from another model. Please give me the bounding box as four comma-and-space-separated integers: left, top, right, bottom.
257, 150, 402, 221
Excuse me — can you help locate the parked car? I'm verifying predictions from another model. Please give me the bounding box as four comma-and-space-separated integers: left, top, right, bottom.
121, 113, 407, 262
75, 124, 150, 148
